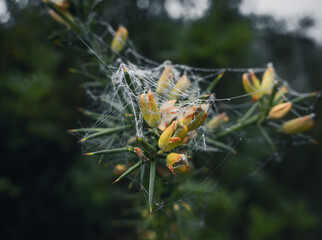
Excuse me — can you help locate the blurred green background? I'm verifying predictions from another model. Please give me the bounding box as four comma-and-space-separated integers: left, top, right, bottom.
0, 0, 321, 239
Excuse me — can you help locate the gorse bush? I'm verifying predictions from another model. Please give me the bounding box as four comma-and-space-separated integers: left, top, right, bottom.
42, 0, 320, 237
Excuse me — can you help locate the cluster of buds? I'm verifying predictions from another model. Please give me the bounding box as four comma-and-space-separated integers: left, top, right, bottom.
242, 63, 274, 102
158, 105, 207, 152
156, 66, 191, 100
139, 88, 208, 174
242, 64, 315, 134
43, 0, 75, 28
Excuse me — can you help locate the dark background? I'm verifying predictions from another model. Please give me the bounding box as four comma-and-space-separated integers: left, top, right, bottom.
0, 0, 321, 239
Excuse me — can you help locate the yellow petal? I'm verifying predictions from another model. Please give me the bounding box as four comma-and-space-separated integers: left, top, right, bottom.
165, 125, 188, 151
249, 70, 261, 89
268, 102, 292, 119
147, 91, 161, 127
156, 66, 175, 95
140, 93, 151, 126
178, 107, 195, 127
159, 100, 178, 131
111, 26, 128, 53
243, 73, 260, 101
158, 121, 176, 152
168, 74, 191, 100
166, 153, 189, 175
139, 91, 161, 127
274, 85, 289, 104
187, 107, 208, 131
282, 115, 314, 134
113, 164, 127, 176
206, 113, 229, 130
261, 63, 274, 95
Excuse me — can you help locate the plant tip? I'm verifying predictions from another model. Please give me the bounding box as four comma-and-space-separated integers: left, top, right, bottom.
112, 179, 120, 184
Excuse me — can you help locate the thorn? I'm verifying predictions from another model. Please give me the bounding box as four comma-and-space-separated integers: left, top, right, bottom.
83, 153, 94, 156
122, 65, 127, 72
112, 179, 120, 184
67, 129, 76, 133
78, 138, 87, 143
149, 207, 152, 214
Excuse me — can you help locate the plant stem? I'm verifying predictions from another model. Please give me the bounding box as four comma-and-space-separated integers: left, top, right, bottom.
205, 70, 225, 93
206, 138, 237, 153
149, 159, 156, 213
292, 91, 320, 104
78, 125, 131, 142
123, 65, 138, 97
239, 102, 258, 123
258, 125, 276, 151
216, 114, 259, 138
84, 147, 134, 155
137, 137, 157, 154
113, 160, 143, 184
268, 81, 279, 107
46, 2, 78, 30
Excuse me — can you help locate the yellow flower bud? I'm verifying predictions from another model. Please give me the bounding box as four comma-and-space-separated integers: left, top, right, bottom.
111, 26, 128, 53
206, 113, 229, 130
134, 147, 147, 162
166, 125, 188, 151
158, 119, 189, 152
113, 164, 127, 176
281, 115, 314, 134
166, 153, 190, 175
156, 165, 170, 177
158, 121, 176, 151
48, 9, 75, 28
249, 70, 261, 90
168, 74, 191, 100
187, 106, 208, 131
268, 102, 292, 119
158, 100, 178, 131
178, 107, 195, 126
242, 71, 261, 102
274, 85, 289, 104
261, 63, 274, 95
156, 66, 175, 95
181, 201, 191, 212
43, 0, 75, 28
139, 91, 161, 128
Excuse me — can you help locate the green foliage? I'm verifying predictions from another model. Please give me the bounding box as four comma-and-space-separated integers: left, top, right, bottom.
0, 1, 322, 240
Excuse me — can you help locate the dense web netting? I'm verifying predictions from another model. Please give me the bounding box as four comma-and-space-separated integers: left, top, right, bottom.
60, 15, 319, 213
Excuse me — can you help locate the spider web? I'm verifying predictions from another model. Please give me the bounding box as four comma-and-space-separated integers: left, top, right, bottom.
62, 17, 318, 216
